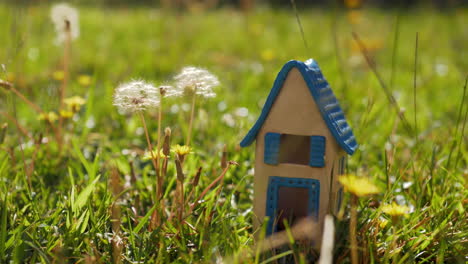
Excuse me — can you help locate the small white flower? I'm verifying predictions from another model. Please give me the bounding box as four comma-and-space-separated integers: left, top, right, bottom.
113, 80, 160, 113
174, 66, 219, 98
50, 3, 80, 44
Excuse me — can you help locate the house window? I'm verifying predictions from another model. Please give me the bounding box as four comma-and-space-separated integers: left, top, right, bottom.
264, 133, 326, 167
279, 134, 310, 165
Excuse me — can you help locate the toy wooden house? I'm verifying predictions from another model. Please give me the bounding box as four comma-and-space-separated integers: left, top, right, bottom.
240, 59, 357, 241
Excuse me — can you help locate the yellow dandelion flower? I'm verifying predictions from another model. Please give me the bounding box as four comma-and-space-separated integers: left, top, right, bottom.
378, 218, 389, 229
52, 70, 65, 81
171, 144, 192, 156
381, 202, 410, 217
38, 112, 59, 122
77, 75, 91, 86
64, 96, 86, 112
338, 174, 380, 197
142, 149, 168, 161
59, 110, 74, 119
261, 49, 275, 62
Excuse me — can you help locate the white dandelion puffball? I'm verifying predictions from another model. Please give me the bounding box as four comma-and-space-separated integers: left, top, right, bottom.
50, 3, 80, 44
174, 66, 219, 98
113, 80, 160, 113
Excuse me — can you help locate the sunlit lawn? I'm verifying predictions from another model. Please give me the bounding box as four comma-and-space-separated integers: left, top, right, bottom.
0, 3, 467, 263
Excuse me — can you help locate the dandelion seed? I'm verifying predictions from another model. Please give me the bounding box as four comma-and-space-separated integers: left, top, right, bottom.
174, 66, 219, 98
339, 174, 380, 197
381, 202, 410, 217
38, 112, 59, 122
50, 3, 80, 44
113, 80, 160, 113
64, 96, 86, 112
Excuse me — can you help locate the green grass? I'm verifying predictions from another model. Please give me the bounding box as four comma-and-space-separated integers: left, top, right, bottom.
0, 3, 467, 263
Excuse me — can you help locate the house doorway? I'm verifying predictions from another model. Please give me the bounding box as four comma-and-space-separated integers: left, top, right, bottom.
265, 176, 320, 235
276, 186, 309, 231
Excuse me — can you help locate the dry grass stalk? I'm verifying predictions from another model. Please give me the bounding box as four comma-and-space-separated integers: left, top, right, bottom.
350, 195, 359, 264
351, 32, 413, 135
175, 156, 185, 222
109, 167, 123, 264
161, 127, 171, 177
186, 166, 202, 204
1, 81, 60, 142
189, 161, 237, 214
57, 20, 72, 148
0, 112, 32, 141
221, 144, 227, 169
186, 88, 197, 146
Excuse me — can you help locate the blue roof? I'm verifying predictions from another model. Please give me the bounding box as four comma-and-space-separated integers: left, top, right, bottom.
240, 59, 358, 155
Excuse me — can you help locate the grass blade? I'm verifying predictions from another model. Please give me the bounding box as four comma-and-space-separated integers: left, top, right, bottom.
73, 175, 101, 213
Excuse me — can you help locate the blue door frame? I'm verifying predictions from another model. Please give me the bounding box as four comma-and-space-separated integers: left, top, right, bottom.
265, 176, 320, 235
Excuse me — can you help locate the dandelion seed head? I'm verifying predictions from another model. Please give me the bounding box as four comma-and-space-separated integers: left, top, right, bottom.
113, 80, 160, 113
174, 66, 219, 98
50, 3, 80, 44
159, 85, 181, 98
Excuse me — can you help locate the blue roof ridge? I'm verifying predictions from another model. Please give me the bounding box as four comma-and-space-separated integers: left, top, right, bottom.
240, 59, 358, 155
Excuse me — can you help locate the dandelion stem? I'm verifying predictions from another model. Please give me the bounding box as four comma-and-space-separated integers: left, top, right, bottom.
57, 21, 72, 148
156, 96, 163, 177
186, 91, 197, 146
350, 195, 359, 264
139, 112, 163, 229
138, 112, 159, 182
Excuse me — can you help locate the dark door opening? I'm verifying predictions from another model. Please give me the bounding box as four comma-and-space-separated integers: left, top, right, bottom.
265, 176, 320, 235
276, 186, 309, 231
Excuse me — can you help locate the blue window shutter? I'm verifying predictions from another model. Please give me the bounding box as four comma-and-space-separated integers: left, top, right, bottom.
264, 132, 281, 165
309, 136, 326, 167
